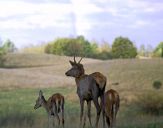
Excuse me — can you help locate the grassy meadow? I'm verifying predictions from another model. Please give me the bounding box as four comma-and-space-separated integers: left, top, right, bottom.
0, 53, 163, 128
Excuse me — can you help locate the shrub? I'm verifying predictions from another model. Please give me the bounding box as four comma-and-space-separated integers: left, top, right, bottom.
153, 81, 162, 90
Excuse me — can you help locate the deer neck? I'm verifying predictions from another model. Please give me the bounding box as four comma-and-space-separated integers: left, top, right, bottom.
41, 96, 49, 113
74, 67, 85, 86
75, 73, 87, 86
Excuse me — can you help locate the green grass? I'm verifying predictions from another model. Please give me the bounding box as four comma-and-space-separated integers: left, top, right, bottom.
0, 87, 80, 128
0, 87, 163, 128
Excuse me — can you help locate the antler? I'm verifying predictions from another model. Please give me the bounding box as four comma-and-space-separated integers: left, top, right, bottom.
73, 55, 77, 63
78, 57, 83, 64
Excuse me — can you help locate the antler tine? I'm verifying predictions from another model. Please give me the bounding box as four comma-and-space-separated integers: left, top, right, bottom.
78, 57, 83, 64
73, 55, 76, 63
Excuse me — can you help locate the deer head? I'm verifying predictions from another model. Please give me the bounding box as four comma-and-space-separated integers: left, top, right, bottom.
34, 90, 44, 109
65, 56, 85, 77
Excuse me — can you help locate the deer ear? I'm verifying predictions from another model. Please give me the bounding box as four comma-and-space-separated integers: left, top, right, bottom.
69, 60, 75, 66
39, 90, 43, 96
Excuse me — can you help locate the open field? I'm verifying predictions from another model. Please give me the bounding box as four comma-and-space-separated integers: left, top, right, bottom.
0, 53, 163, 128
0, 87, 163, 128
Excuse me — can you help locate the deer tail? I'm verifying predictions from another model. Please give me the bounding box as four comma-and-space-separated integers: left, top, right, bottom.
57, 100, 61, 113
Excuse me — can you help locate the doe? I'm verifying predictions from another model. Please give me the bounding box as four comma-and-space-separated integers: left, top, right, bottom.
34, 90, 64, 128
103, 89, 120, 128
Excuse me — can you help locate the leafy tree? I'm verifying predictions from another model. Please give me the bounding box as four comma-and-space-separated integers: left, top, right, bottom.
153, 42, 163, 57
0, 39, 16, 67
48, 37, 83, 56
112, 36, 137, 58
3, 39, 16, 53
45, 36, 98, 58
0, 39, 5, 66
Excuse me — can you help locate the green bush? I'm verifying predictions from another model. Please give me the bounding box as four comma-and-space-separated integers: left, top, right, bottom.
153, 81, 162, 90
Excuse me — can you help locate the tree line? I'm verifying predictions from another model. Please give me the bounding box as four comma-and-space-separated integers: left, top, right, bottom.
44, 35, 163, 59
0, 36, 163, 60
44, 36, 137, 59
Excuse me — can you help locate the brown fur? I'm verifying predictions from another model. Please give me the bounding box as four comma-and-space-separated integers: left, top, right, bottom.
34, 91, 64, 127
90, 72, 107, 90
65, 56, 106, 128
104, 89, 120, 128
49, 93, 64, 113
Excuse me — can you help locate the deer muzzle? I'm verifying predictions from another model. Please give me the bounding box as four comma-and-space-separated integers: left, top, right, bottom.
65, 71, 70, 76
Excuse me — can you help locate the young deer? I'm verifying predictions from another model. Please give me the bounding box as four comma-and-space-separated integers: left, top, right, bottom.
104, 89, 120, 128
65, 56, 106, 128
34, 90, 64, 128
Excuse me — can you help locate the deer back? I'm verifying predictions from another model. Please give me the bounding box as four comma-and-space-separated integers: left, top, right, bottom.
49, 93, 64, 113
90, 72, 106, 91
104, 89, 120, 116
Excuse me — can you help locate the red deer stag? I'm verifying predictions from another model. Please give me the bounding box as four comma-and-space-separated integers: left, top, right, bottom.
34, 90, 64, 128
65, 56, 106, 128
104, 89, 120, 128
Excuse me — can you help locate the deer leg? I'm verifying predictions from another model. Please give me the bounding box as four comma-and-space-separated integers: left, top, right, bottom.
52, 116, 55, 128
48, 115, 51, 128
83, 109, 87, 128
102, 110, 106, 128
112, 104, 116, 128
106, 116, 111, 128
52, 105, 56, 128
80, 99, 84, 128
110, 117, 113, 128
61, 103, 64, 127
100, 94, 105, 128
87, 101, 93, 128
109, 108, 113, 128
56, 113, 60, 126
93, 98, 101, 128
113, 103, 119, 128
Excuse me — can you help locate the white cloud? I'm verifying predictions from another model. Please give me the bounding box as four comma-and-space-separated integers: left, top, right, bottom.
70, 0, 103, 35
0, 0, 162, 48
0, 1, 73, 29
0, 0, 103, 32
128, 20, 151, 29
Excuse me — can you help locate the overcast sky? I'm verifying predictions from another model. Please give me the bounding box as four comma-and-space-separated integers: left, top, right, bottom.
0, 0, 163, 49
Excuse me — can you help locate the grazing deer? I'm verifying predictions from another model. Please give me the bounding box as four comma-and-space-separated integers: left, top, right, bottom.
65, 56, 106, 128
103, 89, 120, 128
34, 90, 64, 128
